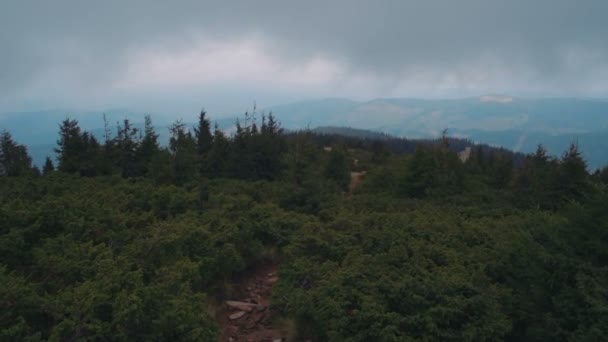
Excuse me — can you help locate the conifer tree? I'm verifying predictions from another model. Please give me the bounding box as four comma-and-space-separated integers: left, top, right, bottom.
558, 142, 589, 199
400, 146, 439, 197
207, 123, 230, 178
0, 130, 34, 177
193, 109, 212, 156
116, 119, 140, 178
230, 117, 252, 179
533, 144, 549, 166
79, 132, 101, 177
55, 118, 83, 173
512, 144, 559, 208
137, 114, 160, 176
42, 156, 55, 175
324, 145, 350, 190
169, 120, 197, 184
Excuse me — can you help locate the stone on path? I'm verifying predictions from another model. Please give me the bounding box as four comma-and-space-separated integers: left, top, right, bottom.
229, 311, 247, 320
226, 300, 259, 312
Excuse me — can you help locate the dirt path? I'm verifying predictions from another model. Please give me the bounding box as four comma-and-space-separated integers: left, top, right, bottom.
349, 171, 367, 194
216, 263, 287, 342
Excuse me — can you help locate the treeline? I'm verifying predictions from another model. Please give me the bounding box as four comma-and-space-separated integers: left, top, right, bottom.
1, 110, 286, 184
2, 111, 608, 204
2, 110, 608, 199
300, 126, 526, 163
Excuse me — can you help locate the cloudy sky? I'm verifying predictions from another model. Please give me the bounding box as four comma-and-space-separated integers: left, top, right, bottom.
1, 0, 607, 115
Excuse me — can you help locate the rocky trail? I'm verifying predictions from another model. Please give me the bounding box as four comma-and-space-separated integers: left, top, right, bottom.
216, 263, 287, 342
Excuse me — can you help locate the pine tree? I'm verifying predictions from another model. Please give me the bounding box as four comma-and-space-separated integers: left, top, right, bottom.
193, 110, 213, 175
169, 120, 197, 184
137, 114, 160, 176
55, 118, 83, 173
557, 142, 589, 200
193, 109, 213, 156
511, 145, 560, 208
0, 130, 34, 177
533, 144, 549, 166
116, 119, 140, 178
79, 132, 101, 177
207, 123, 230, 178
230, 117, 251, 179
103, 113, 112, 145
42, 156, 55, 175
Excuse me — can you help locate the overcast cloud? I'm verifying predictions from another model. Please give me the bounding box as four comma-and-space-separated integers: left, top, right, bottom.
1, 0, 607, 114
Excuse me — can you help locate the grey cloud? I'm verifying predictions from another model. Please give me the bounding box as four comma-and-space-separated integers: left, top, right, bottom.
1, 0, 607, 101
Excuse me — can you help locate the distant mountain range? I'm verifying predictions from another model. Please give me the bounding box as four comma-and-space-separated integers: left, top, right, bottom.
1, 96, 607, 169
267, 96, 608, 169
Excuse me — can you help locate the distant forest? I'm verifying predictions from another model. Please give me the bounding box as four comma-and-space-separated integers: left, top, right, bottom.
1, 109, 608, 341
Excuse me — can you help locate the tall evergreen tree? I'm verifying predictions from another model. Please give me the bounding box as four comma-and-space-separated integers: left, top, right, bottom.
230, 117, 251, 179
116, 119, 140, 178
193, 109, 213, 156
557, 142, 589, 200
207, 123, 230, 178
79, 132, 101, 177
42, 156, 55, 175
512, 144, 560, 208
137, 114, 160, 176
533, 144, 549, 166
0, 130, 34, 177
193, 110, 213, 175
253, 112, 286, 180
169, 120, 197, 184
55, 118, 83, 173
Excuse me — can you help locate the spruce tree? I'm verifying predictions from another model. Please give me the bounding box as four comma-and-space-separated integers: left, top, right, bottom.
169, 120, 197, 184
0, 130, 34, 177
558, 142, 589, 200
42, 156, 55, 175
137, 114, 160, 176
207, 123, 230, 178
193, 109, 212, 156
116, 119, 140, 178
79, 132, 101, 177
55, 118, 83, 173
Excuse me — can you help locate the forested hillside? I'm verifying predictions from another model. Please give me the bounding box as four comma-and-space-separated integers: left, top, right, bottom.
1, 109, 608, 341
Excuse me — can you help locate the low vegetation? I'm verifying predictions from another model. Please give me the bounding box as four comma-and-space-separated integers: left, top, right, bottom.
1, 109, 607, 341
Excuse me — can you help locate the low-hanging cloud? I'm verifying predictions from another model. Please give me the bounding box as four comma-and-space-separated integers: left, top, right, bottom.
1, 0, 607, 111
